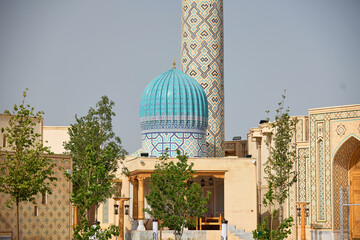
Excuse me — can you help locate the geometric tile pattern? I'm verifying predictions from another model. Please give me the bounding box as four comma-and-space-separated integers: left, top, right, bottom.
309, 109, 360, 229
142, 132, 206, 158
181, 0, 225, 157
333, 137, 360, 229
296, 119, 304, 142
103, 199, 109, 223
305, 118, 309, 141
336, 123, 346, 137
297, 147, 309, 203
0, 155, 72, 239
318, 140, 325, 220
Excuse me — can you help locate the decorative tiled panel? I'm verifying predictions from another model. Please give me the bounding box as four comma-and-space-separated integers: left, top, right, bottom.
288, 180, 298, 240
309, 109, 360, 229
318, 140, 325, 220
317, 122, 324, 139
181, 0, 224, 157
142, 132, 206, 158
103, 199, 109, 223
298, 147, 309, 203
305, 118, 309, 141
141, 118, 208, 133
296, 119, 304, 142
0, 156, 72, 239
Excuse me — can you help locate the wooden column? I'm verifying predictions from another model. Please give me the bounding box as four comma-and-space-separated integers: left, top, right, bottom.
297, 202, 309, 240
114, 197, 130, 240
138, 176, 145, 220
73, 205, 78, 228
132, 178, 138, 220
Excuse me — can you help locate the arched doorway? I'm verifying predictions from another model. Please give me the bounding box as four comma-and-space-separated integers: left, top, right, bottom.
333, 137, 360, 232
349, 145, 360, 239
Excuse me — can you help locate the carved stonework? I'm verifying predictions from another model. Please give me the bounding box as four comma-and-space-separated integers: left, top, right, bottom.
317, 122, 324, 139
336, 124, 346, 137
309, 109, 360, 229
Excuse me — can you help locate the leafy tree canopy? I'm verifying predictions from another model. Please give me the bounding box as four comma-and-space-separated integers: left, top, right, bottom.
0, 89, 56, 207
64, 96, 126, 239
264, 92, 297, 207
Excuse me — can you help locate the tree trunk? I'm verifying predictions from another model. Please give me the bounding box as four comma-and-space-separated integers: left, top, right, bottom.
16, 198, 19, 240
279, 188, 283, 224
88, 203, 97, 226
269, 205, 273, 240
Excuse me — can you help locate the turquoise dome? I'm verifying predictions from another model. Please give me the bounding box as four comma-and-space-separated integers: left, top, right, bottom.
140, 68, 208, 132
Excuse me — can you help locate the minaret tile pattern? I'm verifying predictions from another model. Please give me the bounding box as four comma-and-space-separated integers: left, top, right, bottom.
181, 0, 224, 157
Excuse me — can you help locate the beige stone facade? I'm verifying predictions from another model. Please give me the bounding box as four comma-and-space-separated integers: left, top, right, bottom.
43, 126, 70, 154
0, 154, 73, 240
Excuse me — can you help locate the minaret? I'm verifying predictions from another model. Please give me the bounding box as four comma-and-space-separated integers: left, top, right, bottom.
181, 0, 224, 157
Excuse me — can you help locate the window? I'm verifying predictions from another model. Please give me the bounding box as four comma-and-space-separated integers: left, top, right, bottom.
42, 192, 47, 205
34, 206, 39, 216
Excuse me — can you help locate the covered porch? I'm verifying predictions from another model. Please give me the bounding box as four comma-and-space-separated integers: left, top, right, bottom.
117, 155, 257, 240
127, 169, 226, 231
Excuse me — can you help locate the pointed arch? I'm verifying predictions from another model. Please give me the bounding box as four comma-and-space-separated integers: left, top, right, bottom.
332, 134, 360, 159
333, 136, 360, 229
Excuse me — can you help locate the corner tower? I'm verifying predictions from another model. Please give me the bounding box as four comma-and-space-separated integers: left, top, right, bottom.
181, 0, 224, 157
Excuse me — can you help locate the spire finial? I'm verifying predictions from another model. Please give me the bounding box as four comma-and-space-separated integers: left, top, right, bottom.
173, 58, 176, 69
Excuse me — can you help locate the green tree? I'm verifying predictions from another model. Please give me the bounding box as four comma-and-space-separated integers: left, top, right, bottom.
66, 147, 120, 239
64, 96, 127, 239
253, 92, 297, 240
0, 89, 56, 240
145, 150, 210, 240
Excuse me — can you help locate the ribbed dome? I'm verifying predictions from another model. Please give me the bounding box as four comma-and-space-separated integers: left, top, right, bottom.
140, 68, 208, 132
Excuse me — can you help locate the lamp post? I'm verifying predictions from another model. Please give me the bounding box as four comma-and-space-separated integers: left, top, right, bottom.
152, 219, 158, 240
201, 178, 205, 187
114, 204, 119, 215
113, 197, 130, 240
221, 219, 228, 240
296, 202, 310, 240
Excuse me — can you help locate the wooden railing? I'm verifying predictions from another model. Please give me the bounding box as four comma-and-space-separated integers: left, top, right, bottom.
199, 214, 223, 230
158, 215, 224, 231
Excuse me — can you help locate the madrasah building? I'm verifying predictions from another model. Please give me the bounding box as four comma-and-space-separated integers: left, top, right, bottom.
1, 0, 360, 239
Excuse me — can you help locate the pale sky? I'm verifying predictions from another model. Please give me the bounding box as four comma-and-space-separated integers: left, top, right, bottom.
0, 0, 359, 154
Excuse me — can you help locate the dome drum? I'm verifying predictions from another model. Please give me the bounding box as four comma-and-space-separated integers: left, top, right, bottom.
142, 131, 207, 158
